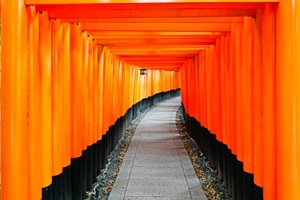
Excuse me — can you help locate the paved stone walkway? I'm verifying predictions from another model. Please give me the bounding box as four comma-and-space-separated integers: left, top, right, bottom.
109, 97, 207, 200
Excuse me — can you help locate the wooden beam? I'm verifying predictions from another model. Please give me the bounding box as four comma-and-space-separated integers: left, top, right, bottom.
138, 64, 182, 68
146, 66, 181, 71
120, 55, 194, 60
87, 31, 224, 36
105, 46, 213, 52
61, 17, 244, 23
122, 59, 188, 64
129, 60, 186, 64
81, 22, 231, 32
25, 0, 279, 6
109, 51, 200, 55
95, 38, 216, 45
92, 35, 221, 40
107, 44, 210, 49
48, 8, 257, 18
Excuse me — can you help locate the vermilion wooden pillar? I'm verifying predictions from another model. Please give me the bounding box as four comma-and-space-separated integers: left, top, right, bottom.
228, 25, 236, 154
39, 11, 53, 191
28, 6, 42, 200
70, 23, 83, 159
253, 9, 263, 188
1, 0, 29, 199
98, 45, 104, 140
62, 23, 71, 171
262, 3, 275, 200
93, 43, 99, 143
214, 38, 222, 141
276, 0, 300, 199
51, 18, 64, 178
82, 31, 89, 152
241, 17, 254, 174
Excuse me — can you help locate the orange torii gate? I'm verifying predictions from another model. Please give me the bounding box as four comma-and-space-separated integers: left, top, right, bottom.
2, 0, 300, 200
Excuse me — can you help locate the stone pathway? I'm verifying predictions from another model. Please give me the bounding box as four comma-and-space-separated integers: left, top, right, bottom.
109, 97, 207, 200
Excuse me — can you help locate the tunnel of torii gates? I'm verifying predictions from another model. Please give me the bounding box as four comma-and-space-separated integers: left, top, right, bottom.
1, 0, 300, 200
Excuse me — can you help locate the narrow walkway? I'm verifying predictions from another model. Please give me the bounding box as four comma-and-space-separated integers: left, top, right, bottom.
109, 97, 207, 200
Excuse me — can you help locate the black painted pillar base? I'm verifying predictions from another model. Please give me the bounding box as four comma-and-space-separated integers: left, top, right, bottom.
183, 111, 263, 200
70, 156, 83, 200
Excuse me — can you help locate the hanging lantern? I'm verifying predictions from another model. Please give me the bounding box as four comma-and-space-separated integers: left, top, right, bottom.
140, 68, 147, 75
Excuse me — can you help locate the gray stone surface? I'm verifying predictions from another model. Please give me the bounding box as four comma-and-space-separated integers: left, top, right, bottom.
108, 97, 207, 200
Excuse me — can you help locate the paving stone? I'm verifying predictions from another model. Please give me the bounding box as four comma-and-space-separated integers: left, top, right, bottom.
124, 197, 192, 200
134, 148, 179, 156
190, 188, 207, 198
133, 155, 181, 167
108, 187, 126, 200
136, 142, 177, 149
125, 180, 161, 196
129, 166, 185, 180
113, 176, 128, 187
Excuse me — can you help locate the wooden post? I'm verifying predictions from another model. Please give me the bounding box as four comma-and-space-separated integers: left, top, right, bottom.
276, 0, 300, 199
1, 0, 29, 199
262, 4, 276, 200
39, 11, 53, 190
28, 6, 42, 200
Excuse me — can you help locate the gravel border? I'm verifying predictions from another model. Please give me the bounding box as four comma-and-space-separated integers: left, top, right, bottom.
85, 106, 154, 200
176, 106, 231, 200
86, 104, 231, 200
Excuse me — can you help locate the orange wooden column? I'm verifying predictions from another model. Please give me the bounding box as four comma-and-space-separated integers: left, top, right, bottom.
124, 63, 130, 111
234, 24, 242, 158
220, 35, 228, 148
82, 31, 89, 151
134, 66, 140, 104
128, 66, 134, 110
93, 43, 99, 142
214, 38, 222, 141
194, 54, 200, 122
39, 11, 53, 189
206, 46, 213, 132
228, 26, 236, 153
51, 18, 63, 177
97, 45, 104, 140
152, 70, 158, 97
102, 47, 110, 134
187, 59, 195, 118
62, 23, 71, 169
28, 6, 42, 200
181, 63, 188, 113
276, 0, 300, 199
118, 61, 125, 117
199, 50, 207, 128
192, 59, 197, 119
140, 68, 146, 101
107, 51, 115, 127
113, 56, 121, 120
122, 63, 129, 114
220, 33, 229, 148
174, 71, 178, 90
70, 23, 83, 159
1, 0, 29, 199
111, 55, 117, 121
253, 9, 263, 187
262, 3, 276, 200
209, 45, 217, 135
88, 37, 94, 146
241, 17, 254, 173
